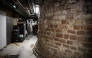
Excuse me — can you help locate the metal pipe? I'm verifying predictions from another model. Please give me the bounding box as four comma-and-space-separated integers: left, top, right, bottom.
17, 0, 28, 14
27, 0, 34, 13
13, 0, 29, 15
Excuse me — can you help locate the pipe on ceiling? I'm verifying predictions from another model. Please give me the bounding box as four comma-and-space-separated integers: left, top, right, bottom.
13, 0, 28, 14
27, 0, 35, 14
1, 0, 29, 18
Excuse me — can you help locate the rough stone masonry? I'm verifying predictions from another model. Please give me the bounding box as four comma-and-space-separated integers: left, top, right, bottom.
35, 0, 92, 58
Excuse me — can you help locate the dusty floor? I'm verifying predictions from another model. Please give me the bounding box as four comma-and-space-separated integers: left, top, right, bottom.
0, 35, 37, 58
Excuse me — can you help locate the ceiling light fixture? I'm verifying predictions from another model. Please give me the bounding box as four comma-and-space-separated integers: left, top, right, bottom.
13, 5, 16, 8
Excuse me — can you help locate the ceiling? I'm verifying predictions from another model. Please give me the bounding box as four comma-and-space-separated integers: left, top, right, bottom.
0, 0, 43, 19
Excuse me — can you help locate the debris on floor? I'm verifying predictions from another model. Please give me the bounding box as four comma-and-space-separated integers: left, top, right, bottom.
0, 35, 37, 58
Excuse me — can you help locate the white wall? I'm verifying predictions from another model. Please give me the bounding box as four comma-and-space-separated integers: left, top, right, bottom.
0, 10, 6, 50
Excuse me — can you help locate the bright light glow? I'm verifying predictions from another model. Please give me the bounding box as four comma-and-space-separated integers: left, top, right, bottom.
13, 5, 16, 8
34, 5, 39, 14
35, 5, 39, 14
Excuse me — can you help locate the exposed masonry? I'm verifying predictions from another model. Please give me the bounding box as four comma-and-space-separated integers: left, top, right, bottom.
35, 0, 92, 58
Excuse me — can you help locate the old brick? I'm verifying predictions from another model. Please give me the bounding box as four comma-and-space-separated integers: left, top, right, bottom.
58, 15, 66, 20
55, 42, 61, 46
78, 36, 92, 43
65, 49, 72, 53
59, 24, 65, 29
86, 30, 92, 36
46, 55, 53, 58
70, 35, 77, 40
67, 40, 73, 45
87, 49, 92, 53
77, 31, 85, 35
56, 29, 61, 33
60, 39, 66, 43
56, 20, 61, 25
85, 19, 92, 24
70, 46, 77, 50
51, 20, 56, 25
78, 36, 88, 42
54, 38, 60, 41
75, 20, 85, 25
66, 25, 73, 30
64, 34, 69, 39
88, 25, 92, 29
62, 29, 67, 33
53, 16, 59, 19
83, 53, 92, 58
50, 25, 54, 28
72, 52, 82, 58
67, 20, 75, 24
81, 25, 88, 30
68, 0, 76, 3
51, 29, 55, 32
54, 11, 61, 15
82, 43, 92, 48
46, 28, 50, 31
74, 25, 81, 30
63, 44, 69, 48
78, 47, 86, 52
54, 25, 58, 28
56, 33, 63, 38
62, 20, 67, 24
46, 32, 50, 35
87, 37, 92, 42
68, 30, 76, 34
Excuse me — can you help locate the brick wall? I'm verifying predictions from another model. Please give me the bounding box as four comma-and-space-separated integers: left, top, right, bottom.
35, 0, 92, 58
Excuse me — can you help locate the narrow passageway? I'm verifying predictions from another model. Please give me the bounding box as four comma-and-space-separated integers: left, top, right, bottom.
0, 35, 37, 58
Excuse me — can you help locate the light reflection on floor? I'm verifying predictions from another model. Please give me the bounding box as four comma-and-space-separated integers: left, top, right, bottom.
0, 35, 37, 58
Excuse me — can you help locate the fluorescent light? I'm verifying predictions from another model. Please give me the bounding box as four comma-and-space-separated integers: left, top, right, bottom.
34, 5, 39, 14
35, 5, 39, 13
13, 5, 16, 8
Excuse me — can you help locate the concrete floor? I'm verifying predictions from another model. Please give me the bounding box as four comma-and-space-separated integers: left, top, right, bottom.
0, 35, 37, 58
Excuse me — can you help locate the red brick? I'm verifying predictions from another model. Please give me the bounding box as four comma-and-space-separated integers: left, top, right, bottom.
63, 44, 69, 48
74, 25, 81, 30
51, 29, 55, 32
48, 37, 53, 40
46, 55, 53, 58
54, 38, 60, 41
56, 33, 63, 38
59, 24, 65, 29
78, 36, 87, 42
70, 35, 77, 40
70, 46, 77, 50
46, 28, 50, 31
77, 31, 85, 35
65, 49, 72, 53
46, 32, 50, 35
56, 29, 61, 32
82, 43, 92, 48
54, 25, 58, 28
81, 25, 88, 30
78, 47, 86, 52
55, 42, 61, 46
68, 30, 76, 34
62, 20, 67, 24
64, 34, 69, 39
50, 25, 54, 28
67, 40, 73, 45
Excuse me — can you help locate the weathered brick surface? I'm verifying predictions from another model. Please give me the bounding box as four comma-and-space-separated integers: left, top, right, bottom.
74, 25, 81, 30
36, 0, 92, 58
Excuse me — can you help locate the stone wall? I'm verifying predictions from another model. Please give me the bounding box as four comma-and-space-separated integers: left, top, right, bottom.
35, 0, 92, 58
